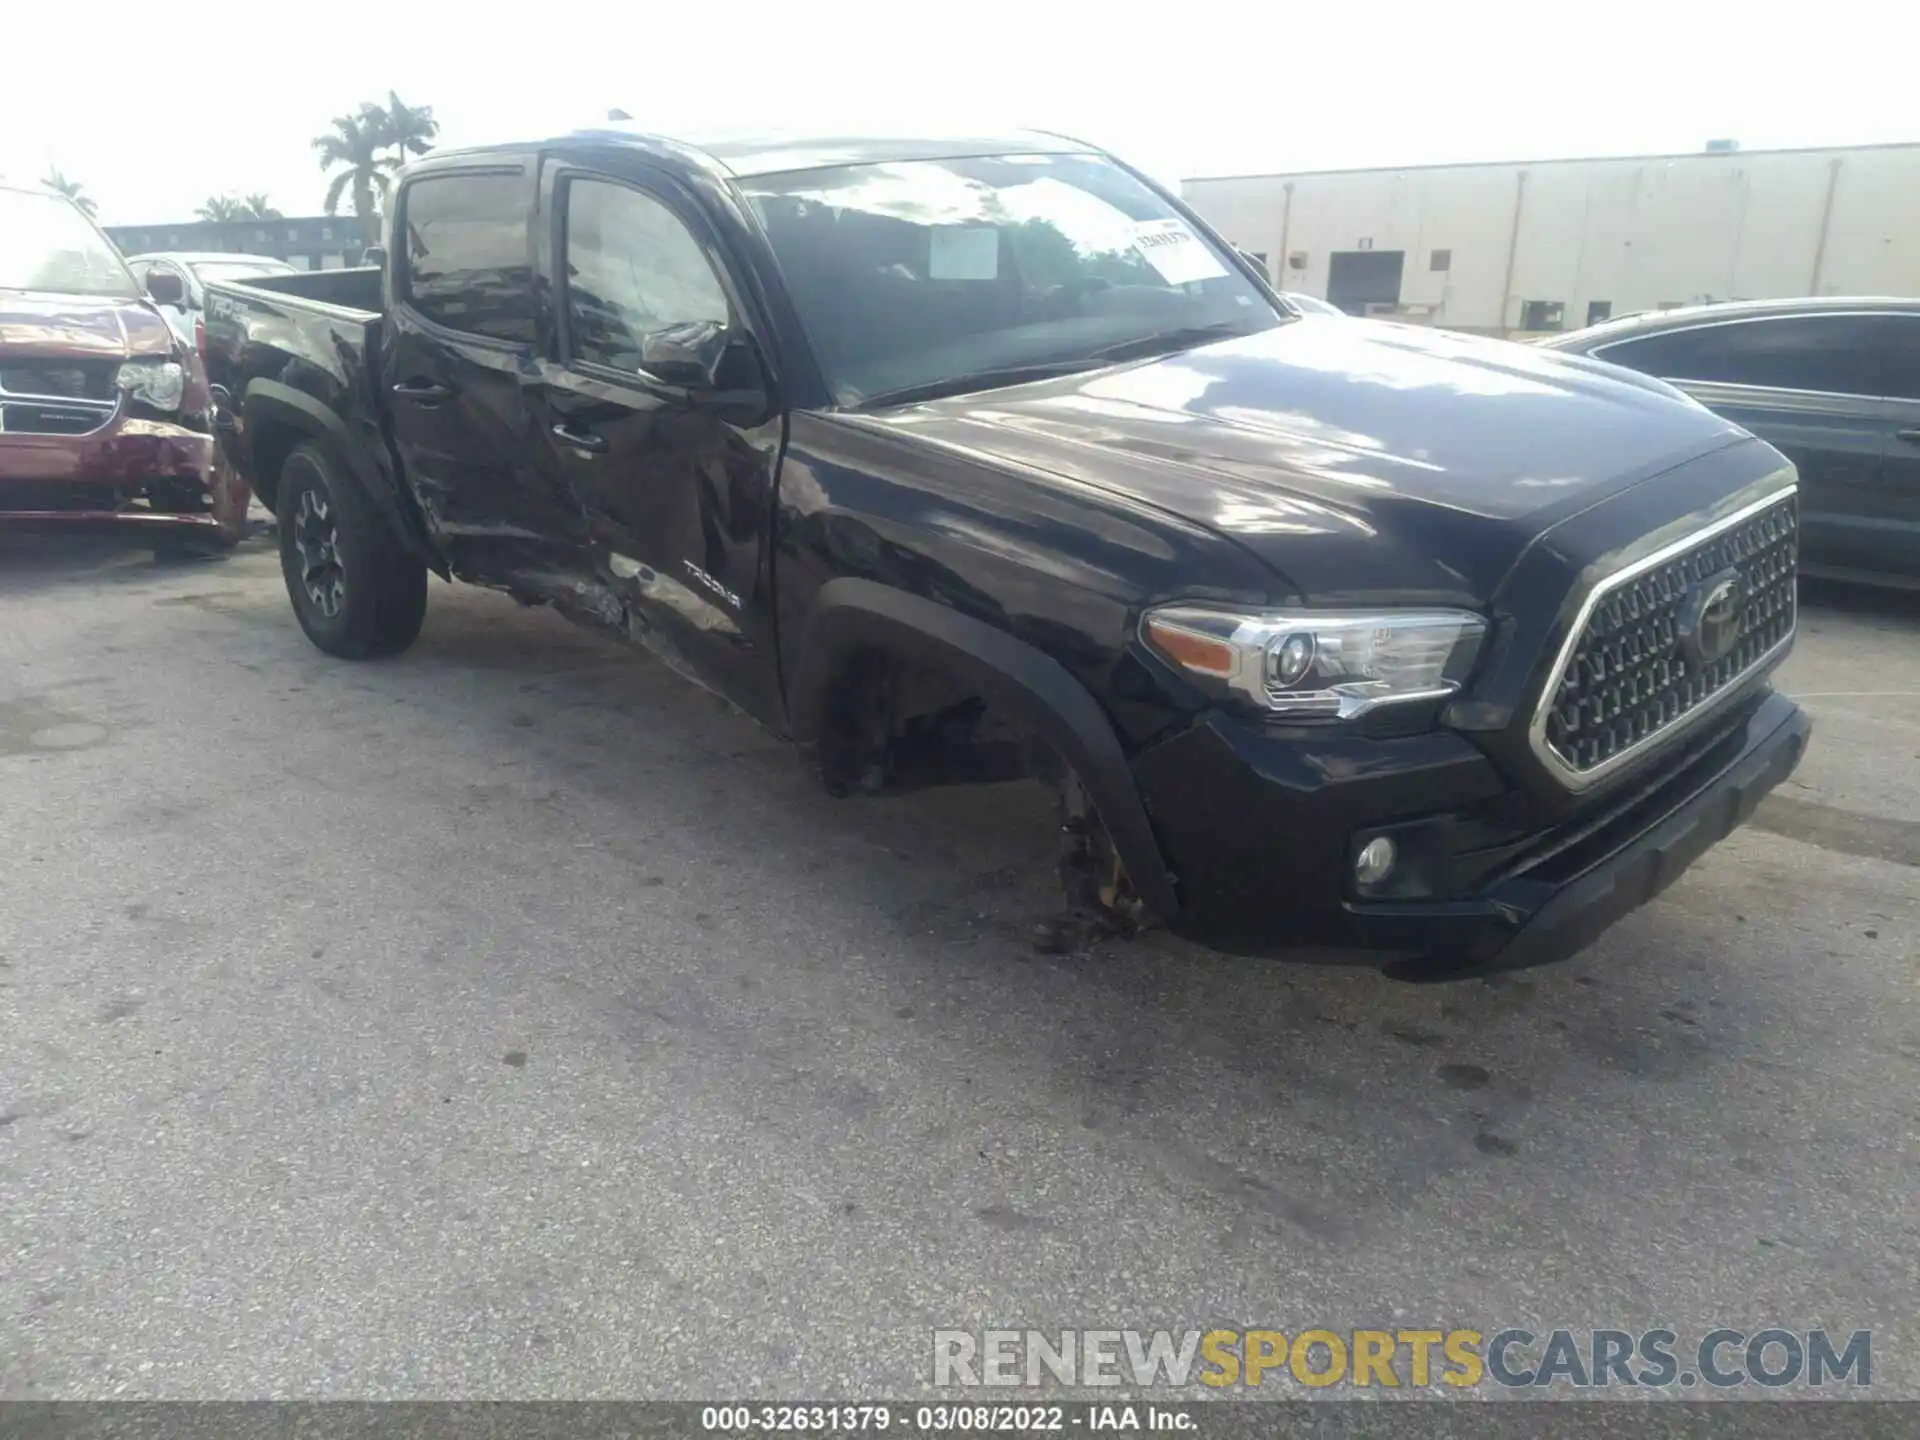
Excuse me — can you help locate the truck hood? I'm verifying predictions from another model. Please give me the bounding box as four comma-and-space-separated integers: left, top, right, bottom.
0, 291, 175, 360
876, 321, 1751, 605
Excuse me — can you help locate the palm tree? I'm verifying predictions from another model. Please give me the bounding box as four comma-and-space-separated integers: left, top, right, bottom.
314, 104, 393, 245
240, 193, 282, 219
381, 91, 438, 170
197, 196, 247, 222
44, 168, 96, 217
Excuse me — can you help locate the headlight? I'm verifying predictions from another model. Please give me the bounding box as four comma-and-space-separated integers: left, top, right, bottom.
115, 359, 185, 412
1142, 605, 1487, 720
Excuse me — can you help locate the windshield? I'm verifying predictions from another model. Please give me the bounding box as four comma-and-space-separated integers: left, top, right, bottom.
189, 259, 297, 287
741, 152, 1282, 406
0, 188, 138, 298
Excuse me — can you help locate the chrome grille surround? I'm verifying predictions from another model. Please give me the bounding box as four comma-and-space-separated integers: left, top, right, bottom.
0, 362, 119, 437
1529, 486, 1799, 791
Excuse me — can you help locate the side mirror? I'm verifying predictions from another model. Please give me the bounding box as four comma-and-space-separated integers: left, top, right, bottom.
145, 270, 184, 306
637, 319, 731, 390
636, 320, 771, 426
360, 245, 387, 268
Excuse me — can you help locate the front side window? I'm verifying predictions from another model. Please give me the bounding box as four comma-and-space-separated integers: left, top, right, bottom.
0, 188, 138, 298
1599, 314, 1883, 396
563, 179, 728, 372
741, 151, 1282, 406
399, 172, 536, 343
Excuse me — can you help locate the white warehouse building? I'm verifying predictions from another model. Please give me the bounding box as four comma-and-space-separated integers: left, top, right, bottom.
1181, 141, 1920, 335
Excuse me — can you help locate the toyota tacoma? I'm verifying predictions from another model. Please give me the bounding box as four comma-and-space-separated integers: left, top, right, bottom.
200, 128, 1810, 977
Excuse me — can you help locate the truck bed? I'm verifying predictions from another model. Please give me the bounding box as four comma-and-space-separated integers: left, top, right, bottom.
200, 266, 390, 514
230, 265, 384, 315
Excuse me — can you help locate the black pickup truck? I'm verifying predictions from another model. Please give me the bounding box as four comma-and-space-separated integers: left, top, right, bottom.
202, 128, 1810, 977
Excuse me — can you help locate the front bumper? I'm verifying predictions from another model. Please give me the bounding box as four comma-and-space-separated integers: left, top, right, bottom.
1135, 690, 1810, 976
0, 420, 222, 532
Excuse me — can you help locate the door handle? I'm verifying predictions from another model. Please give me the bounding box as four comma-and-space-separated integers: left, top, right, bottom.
391, 379, 453, 404
1896, 429, 1920, 446
551, 422, 607, 454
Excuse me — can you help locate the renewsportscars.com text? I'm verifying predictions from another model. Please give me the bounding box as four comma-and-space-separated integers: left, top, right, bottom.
932, 1327, 1872, 1390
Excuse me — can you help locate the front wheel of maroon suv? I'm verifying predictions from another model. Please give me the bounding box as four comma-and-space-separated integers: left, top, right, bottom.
277, 441, 427, 659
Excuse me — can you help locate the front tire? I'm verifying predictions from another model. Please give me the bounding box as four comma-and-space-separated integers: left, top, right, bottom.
277, 441, 427, 659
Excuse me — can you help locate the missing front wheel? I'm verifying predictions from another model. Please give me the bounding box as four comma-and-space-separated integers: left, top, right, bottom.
1032, 766, 1151, 954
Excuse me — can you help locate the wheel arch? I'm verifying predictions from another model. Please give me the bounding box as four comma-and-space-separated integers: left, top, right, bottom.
241, 380, 447, 579
789, 577, 1180, 919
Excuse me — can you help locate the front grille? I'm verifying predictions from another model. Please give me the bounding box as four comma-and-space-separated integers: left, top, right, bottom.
0, 361, 119, 436
1, 402, 107, 435
0, 361, 118, 401
1537, 492, 1797, 783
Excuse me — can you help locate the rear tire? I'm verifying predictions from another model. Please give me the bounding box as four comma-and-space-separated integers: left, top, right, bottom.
277, 441, 427, 659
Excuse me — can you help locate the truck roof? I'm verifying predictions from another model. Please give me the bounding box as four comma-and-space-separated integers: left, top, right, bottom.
419, 127, 1095, 181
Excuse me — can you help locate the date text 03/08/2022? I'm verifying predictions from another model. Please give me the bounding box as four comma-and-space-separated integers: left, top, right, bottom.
700, 1404, 1195, 1434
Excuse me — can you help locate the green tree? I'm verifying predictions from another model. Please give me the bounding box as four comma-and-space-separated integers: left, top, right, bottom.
379, 91, 438, 170
314, 104, 394, 245
44, 168, 96, 217
197, 196, 246, 222
240, 193, 282, 219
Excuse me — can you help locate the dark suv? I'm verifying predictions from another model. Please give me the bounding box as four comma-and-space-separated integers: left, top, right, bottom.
0, 182, 246, 548
1544, 297, 1920, 589
200, 128, 1811, 977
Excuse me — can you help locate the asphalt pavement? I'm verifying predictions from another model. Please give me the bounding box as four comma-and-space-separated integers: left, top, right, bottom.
2, 529, 1916, 1399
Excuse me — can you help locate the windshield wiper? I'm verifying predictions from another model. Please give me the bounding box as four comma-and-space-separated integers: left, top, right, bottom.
854, 359, 1102, 410
1083, 321, 1263, 364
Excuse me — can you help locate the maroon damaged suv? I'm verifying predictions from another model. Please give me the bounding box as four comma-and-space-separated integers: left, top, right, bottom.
1, 181, 247, 550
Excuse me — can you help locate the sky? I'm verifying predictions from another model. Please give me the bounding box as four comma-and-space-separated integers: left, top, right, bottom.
4, 0, 1915, 226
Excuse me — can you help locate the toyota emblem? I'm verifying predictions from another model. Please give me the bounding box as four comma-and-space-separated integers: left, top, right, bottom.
1678, 569, 1744, 668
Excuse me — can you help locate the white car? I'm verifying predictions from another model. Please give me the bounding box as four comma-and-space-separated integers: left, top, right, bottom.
124, 252, 299, 348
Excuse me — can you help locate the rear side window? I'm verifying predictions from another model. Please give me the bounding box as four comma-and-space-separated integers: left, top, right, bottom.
1597, 314, 1882, 396
1878, 315, 1920, 401
399, 172, 535, 343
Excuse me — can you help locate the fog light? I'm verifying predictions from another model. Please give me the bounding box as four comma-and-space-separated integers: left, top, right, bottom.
1354, 836, 1397, 887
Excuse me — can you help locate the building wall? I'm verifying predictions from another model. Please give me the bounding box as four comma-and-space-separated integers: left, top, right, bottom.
102, 216, 366, 271
1183, 144, 1920, 333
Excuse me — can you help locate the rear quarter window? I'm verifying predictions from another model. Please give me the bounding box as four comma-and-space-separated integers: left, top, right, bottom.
1878, 315, 1920, 401
1596, 314, 1883, 397
398, 171, 536, 343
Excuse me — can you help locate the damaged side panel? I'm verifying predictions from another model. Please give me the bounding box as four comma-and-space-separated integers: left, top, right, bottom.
436, 397, 788, 732
538, 393, 789, 730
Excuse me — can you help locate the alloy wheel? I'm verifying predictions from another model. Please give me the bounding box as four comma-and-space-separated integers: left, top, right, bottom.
291, 487, 345, 619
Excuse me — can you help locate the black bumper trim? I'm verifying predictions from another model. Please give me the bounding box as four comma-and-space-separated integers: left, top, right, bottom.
1374, 691, 1811, 980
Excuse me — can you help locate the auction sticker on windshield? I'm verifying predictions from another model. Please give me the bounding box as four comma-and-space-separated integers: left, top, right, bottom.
1132, 219, 1229, 285
930, 226, 1000, 280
